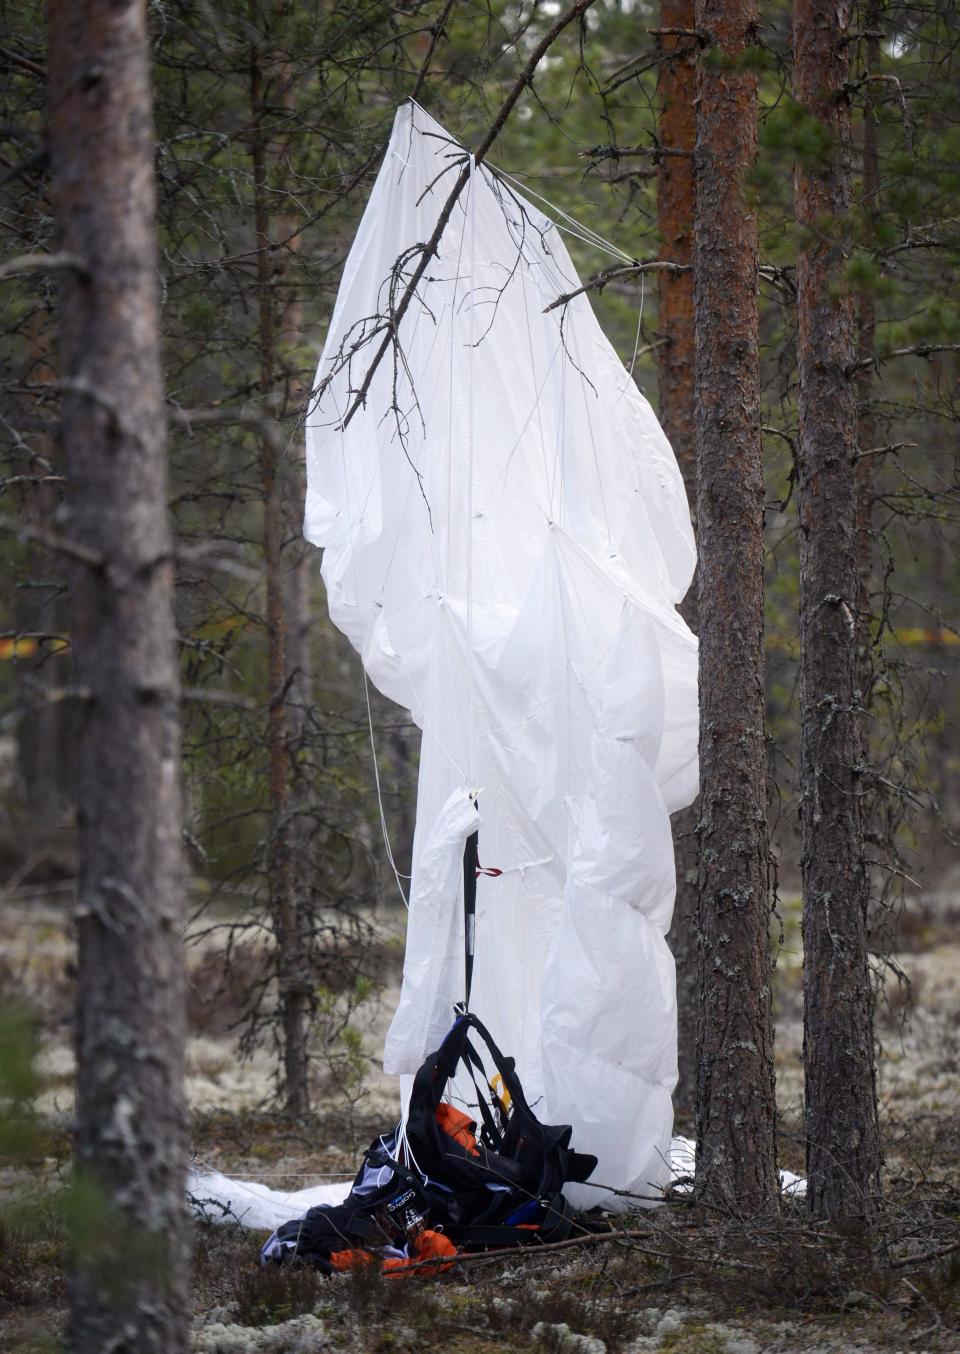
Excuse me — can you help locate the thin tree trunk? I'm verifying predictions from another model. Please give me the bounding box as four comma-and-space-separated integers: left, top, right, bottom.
657, 0, 699, 1121
856, 12, 880, 673
794, 0, 882, 1221
693, 0, 778, 1211
250, 43, 310, 1118
15, 289, 72, 822
47, 1, 189, 1348
276, 127, 315, 984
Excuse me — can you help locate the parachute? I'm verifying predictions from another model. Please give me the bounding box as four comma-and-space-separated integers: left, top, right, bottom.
305, 100, 698, 1208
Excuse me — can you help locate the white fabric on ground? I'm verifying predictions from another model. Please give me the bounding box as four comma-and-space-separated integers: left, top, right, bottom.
187, 1141, 805, 1229
304, 101, 699, 1208
187, 1167, 352, 1231
667, 1137, 807, 1199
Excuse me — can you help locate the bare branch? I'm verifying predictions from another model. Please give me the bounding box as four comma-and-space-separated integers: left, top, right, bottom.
543, 260, 690, 313
0, 251, 89, 283
0, 44, 45, 78
0, 509, 105, 569
181, 687, 256, 710
409, 0, 458, 103
855, 441, 918, 460
335, 0, 601, 431
846, 343, 960, 375
170, 404, 283, 454
582, 142, 693, 161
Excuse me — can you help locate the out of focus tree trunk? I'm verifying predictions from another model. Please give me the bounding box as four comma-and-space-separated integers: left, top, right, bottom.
692, 0, 778, 1210
794, 0, 882, 1222
14, 293, 72, 824
250, 41, 310, 1117
657, 0, 699, 1121
47, 0, 189, 1348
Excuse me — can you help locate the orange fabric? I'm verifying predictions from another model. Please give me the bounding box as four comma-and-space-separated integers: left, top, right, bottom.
435, 1102, 480, 1156
414, 1229, 457, 1263
331, 1231, 458, 1279
329, 1248, 375, 1271
386, 1229, 458, 1278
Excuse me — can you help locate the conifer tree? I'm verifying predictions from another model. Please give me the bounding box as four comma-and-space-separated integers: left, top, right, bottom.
693, 0, 778, 1210
794, 0, 882, 1221
47, 0, 189, 1346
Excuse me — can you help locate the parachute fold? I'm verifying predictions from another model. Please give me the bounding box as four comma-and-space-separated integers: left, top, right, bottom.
305, 101, 698, 1208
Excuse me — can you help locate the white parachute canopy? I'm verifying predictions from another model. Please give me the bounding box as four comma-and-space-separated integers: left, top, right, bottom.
305, 101, 698, 1208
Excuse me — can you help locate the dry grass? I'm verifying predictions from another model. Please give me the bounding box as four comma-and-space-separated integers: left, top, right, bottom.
3, 892, 960, 1352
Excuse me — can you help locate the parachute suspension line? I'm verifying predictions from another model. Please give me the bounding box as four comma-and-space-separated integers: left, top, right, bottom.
569, 313, 614, 556
330, 386, 411, 907
463, 153, 480, 1012
361, 668, 412, 904
466, 151, 478, 794
617, 269, 647, 401
487, 164, 634, 266
401, 102, 630, 266
517, 230, 554, 512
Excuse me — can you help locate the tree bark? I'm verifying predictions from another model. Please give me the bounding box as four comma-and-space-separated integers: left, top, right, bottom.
657, 0, 699, 1122
693, 0, 778, 1210
794, 0, 882, 1221
47, 2, 190, 1349
250, 41, 310, 1118
14, 304, 72, 825
855, 11, 880, 672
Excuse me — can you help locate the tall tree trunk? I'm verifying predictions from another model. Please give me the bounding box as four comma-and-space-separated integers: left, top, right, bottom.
47, 2, 189, 1349
657, 0, 699, 1122
855, 16, 880, 626
693, 0, 778, 1210
15, 288, 72, 823
794, 0, 882, 1221
250, 43, 309, 1117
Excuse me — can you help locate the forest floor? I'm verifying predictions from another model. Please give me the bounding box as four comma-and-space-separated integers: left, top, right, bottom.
1, 883, 959, 1353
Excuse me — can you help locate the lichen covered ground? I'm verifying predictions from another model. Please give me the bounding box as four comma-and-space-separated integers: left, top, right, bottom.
2, 890, 958, 1353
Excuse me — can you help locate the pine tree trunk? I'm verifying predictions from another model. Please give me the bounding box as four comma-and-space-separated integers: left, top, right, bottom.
657, 0, 699, 1121
250, 45, 310, 1118
794, 0, 882, 1222
15, 296, 72, 823
855, 15, 880, 672
47, 2, 190, 1349
693, 0, 778, 1210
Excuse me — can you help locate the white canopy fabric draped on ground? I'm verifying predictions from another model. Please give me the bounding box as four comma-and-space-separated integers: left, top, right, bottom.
304, 101, 699, 1209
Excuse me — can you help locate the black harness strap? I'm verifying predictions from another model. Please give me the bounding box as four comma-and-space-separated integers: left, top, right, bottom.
462, 821, 479, 1009
445, 1194, 580, 1248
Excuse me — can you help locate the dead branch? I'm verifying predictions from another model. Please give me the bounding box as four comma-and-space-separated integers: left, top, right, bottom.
582, 143, 693, 161
846, 343, 960, 375
170, 404, 283, 454
334, 0, 600, 431
0, 251, 89, 282
181, 687, 256, 710
0, 44, 45, 79
409, 0, 458, 102
890, 1236, 960, 1269
543, 261, 690, 313
0, 510, 105, 569
647, 26, 705, 38
855, 441, 918, 460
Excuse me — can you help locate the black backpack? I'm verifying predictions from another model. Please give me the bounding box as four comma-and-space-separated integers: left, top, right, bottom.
261, 1011, 603, 1269
402, 1010, 598, 1245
